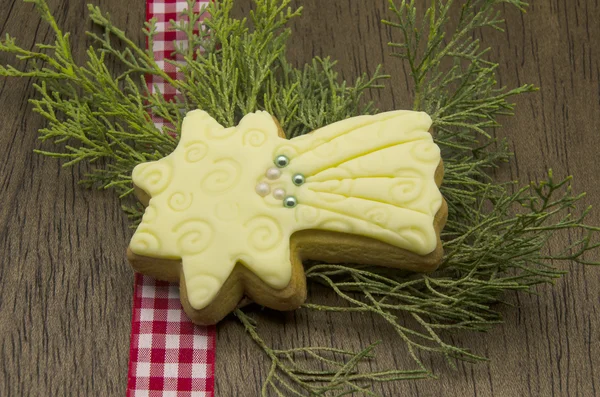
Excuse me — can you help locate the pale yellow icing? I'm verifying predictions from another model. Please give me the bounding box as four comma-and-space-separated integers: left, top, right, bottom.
129, 109, 443, 310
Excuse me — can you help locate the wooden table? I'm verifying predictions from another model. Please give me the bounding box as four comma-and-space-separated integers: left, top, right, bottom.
1, 0, 598, 395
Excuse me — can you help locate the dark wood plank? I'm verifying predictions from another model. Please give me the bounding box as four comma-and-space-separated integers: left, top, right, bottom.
0, 0, 598, 396
0, 1, 144, 395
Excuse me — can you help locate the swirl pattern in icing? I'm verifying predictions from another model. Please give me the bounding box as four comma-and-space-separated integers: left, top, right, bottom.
130, 229, 161, 253
132, 161, 172, 195
184, 140, 209, 163
174, 219, 214, 255
200, 158, 242, 194
242, 129, 269, 147
168, 192, 194, 212
129, 109, 443, 310
245, 215, 283, 252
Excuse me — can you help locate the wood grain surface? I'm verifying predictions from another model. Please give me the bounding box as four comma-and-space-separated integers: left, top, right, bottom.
1, 0, 598, 396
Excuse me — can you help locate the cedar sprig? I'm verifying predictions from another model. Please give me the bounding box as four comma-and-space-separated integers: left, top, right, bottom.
235, 309, 430, 396
1, 0, 598, 396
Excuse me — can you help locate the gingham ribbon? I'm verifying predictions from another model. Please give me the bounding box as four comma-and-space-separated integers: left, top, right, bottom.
127, 1, 215, 396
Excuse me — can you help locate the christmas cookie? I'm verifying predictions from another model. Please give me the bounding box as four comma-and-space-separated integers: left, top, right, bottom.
127, 110, 447, 325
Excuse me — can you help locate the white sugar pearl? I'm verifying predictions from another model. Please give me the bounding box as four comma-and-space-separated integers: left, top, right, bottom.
265, 167, 281, 180
272, 188, 286, 200
255, 182, 271, 197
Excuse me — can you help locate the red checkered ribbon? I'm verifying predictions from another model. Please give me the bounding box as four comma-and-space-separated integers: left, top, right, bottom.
127, 275, 216, 396
127, 1, 215, 396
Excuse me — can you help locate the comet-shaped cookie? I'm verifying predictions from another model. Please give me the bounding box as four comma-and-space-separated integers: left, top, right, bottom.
127, 110, 447, 325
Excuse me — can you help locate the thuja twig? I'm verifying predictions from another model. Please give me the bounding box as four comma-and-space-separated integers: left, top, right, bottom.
235, 309, 429, 396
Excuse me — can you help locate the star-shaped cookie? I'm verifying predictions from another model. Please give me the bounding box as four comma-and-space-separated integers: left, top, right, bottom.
127, 110, 446, 325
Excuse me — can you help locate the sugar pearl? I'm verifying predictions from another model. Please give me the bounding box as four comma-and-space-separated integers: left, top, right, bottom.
265, 167, 281, 180
292, 173, 305, 186
283, 196, 298, 208
275, 155, 290, 168
255, 182, 271, 197
272, 188, 286, 200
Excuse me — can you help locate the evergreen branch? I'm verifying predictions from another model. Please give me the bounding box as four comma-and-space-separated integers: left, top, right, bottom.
384, 0, 536, 135
235, 309, 429, 397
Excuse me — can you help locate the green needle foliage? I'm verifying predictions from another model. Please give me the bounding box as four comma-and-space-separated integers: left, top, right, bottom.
1, 0, 598, 395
